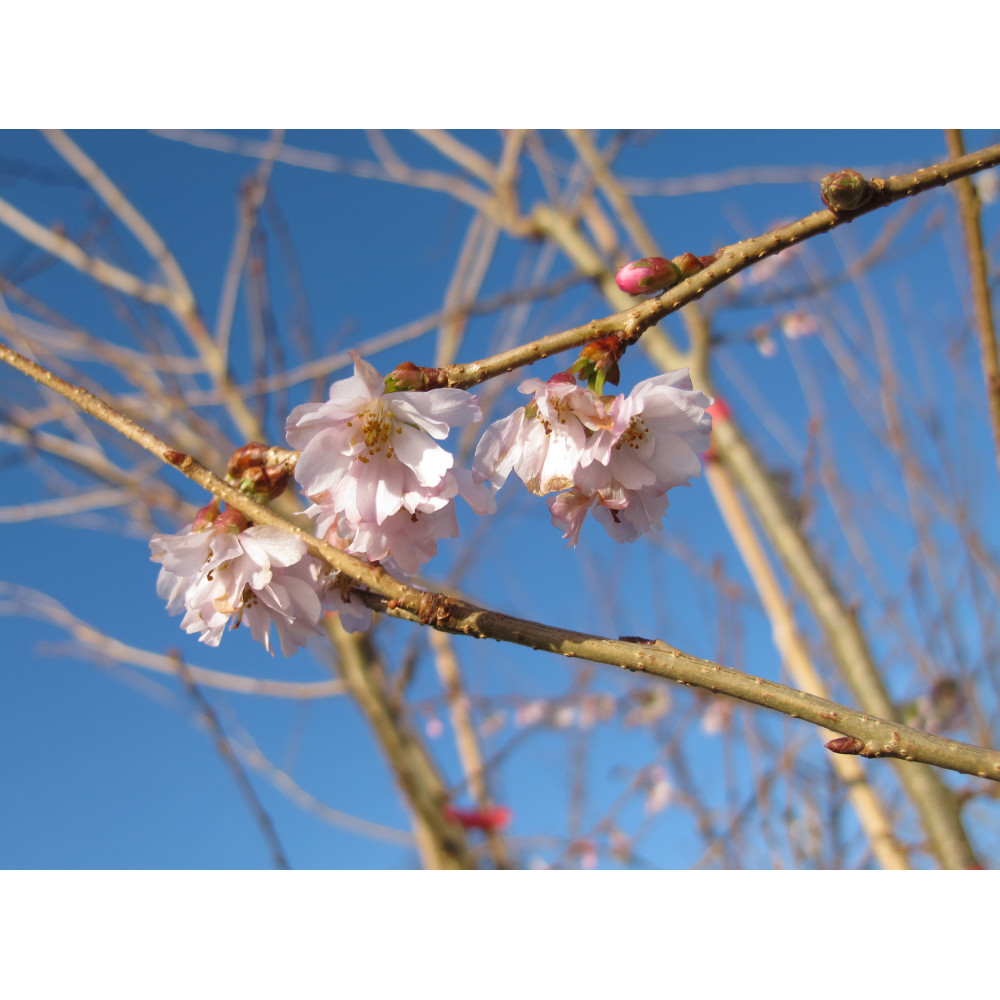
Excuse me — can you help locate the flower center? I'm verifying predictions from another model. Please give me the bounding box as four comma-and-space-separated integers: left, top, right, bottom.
350, 404, 400, 463
616, 416, 649, 450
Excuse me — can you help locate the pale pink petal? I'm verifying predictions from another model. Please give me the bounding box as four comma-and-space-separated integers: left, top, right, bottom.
389, 389, 481, 437
392, 424, 454, 487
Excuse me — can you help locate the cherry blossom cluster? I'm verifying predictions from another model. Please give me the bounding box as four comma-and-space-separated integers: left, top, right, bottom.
151, 348, 711, 653
150, 505, 370, 656
285, 353, 494, 577
474, 368, 712, 545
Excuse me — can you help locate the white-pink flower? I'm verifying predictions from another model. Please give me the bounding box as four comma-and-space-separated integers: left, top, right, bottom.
473, 373, 615, 495
151, 515, 331, 655
306, 469, 493, 577
780, 311, 818, 339
288, 354, 490, 575
287, 353, 481, 526
548, 485, 671, 546
580, 369, 711, 496
480, 367, 712, 546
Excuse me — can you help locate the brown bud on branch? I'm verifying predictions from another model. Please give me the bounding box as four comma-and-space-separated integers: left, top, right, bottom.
825, 735, 866, 755
820, 169, 875, 213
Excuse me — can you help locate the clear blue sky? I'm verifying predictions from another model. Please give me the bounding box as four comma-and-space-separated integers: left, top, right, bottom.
2, 130, 997, 868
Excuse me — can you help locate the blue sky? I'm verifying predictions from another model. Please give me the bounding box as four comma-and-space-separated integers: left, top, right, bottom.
2, 130, 998, 868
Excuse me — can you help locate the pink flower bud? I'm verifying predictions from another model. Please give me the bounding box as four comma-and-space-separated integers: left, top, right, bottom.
192, 500, 221, 531
615, 257, 682, 296
820, 169, 874, 212
214, 508, 249, 533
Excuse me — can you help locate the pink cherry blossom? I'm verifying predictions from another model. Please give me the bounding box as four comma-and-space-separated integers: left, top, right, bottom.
483, 367, 712, 546
286, 352, 481, 527
151, 517, 332, 655
548, 486, 672, 546
780, 311, 818, 339
306, 469, 494, 577
474, 373, 615, 495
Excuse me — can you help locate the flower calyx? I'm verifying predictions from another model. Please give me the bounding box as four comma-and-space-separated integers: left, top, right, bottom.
570, 335, 625, 394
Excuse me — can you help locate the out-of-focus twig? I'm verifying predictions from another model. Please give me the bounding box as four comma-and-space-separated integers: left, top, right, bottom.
944, 129, 1000, 486
172, 651, 292, 869
428, 630, 512, 868
705, 462, 910, 869
0, 582, 345, 698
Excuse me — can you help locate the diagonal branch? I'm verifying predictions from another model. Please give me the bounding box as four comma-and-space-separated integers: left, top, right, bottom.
439, 142, 1000, 390
6, 337, 1000, 787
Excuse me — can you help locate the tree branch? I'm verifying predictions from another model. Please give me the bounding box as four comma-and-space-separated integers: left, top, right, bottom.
5, 337, 1000, 789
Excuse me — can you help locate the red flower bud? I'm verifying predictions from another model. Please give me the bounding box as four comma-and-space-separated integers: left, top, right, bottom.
444, 804, 512, 833
227, 442, 294, 501
228, 442, 269, 479
707, 398, 731, 423
616, 257, 682, 296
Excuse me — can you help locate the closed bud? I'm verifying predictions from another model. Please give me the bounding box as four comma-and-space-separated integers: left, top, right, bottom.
227, 442, 294, 501
228, 442, 268, 477
616, 257, 682, 296
384, 361, 448, 392
820, 169, 874, 212
192, 499, 221, 531
443, 804, 512, 833
825, 735, 866, 755
214, 508, 249, 533
237, 464, 292, 501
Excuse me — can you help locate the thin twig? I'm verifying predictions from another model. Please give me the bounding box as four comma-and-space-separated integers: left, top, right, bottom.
171, 651, 292, 869
0, 194, 176, 307
440, 142, 1000, 389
